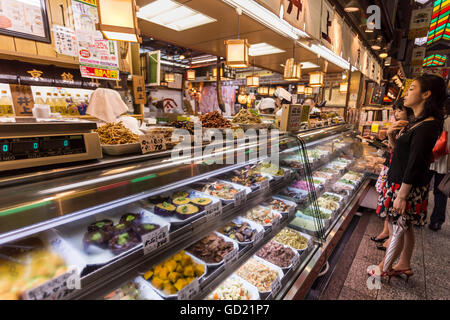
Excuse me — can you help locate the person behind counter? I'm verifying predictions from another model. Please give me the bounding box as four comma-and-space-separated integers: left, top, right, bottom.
369, 74, 447, 280
257, 88, 292, 115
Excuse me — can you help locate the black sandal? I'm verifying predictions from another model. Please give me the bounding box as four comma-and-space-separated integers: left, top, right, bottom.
370, 236, 388, 243
376, 244, 387, 251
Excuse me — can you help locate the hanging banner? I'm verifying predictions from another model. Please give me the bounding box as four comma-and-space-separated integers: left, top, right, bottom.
147, 50, 161, 86
255, 0, 282, 16
304, 0, 321, 39
350, 32, 361, 69
408, 7, 433, 39
320, 0, 334, 49
342, 22, 353, 65
411, 47, 426, 66
331, 13, 343, 58
72, 0, 119, 80
282, 0, 305, 31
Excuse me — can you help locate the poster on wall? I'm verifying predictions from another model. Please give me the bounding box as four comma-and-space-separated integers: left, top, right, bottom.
0, 0, 51, 43
148, 89, 183, 114
52, 25, 77, 57
72, 0, 119, 80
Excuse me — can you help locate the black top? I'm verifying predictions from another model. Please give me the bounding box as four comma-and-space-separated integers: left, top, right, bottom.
387, 120, 441, 187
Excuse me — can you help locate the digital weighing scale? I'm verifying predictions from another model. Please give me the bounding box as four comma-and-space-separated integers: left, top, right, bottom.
0, 122, 102, 171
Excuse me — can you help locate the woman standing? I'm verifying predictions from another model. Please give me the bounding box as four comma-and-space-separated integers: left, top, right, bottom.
373, 99, 415, 251
369, 74, 447, 280
429, 101, 450, 231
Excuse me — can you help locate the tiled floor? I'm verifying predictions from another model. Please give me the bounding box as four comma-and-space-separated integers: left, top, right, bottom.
333, 192, 450, 300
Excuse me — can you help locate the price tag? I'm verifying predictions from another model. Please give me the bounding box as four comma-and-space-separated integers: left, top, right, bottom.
270, 277, 281, 296
177, 278, 200, 300
22, 267, 80, 300
253, 230, 264, 246
142, 225, 170, 255
205, 200, 222, 221
234, 190, 247, 206
288, 205, 296, 216
139, 134, 167, 154
284, 170, 292, 181
291, 253, 300, 269
224, 247, 239, 268
271, 215, 281, 233
259, 179, 270, 191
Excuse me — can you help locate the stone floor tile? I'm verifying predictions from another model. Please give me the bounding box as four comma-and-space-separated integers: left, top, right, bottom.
338, 286, 375, 300
426, 282, 450, 300
342, 257, 379, 298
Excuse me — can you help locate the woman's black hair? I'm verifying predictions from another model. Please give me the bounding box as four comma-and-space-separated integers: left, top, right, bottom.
393, 98, 415, 122
413, 74, 448, 128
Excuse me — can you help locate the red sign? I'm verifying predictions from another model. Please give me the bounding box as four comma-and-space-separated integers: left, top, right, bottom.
79, 49, 90, 58
80, 66, 118, 80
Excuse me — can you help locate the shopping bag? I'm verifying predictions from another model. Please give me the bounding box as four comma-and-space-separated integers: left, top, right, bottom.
431, 131, 449, 162
382, 216, 408, 273
438, 173, 450, 198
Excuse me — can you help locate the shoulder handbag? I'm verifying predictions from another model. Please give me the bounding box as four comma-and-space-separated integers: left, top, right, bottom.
438, 172, 450, 197
431, 131, 449, 162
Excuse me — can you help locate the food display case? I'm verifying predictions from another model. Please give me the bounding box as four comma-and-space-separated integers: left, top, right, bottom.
0, 124, 371, 300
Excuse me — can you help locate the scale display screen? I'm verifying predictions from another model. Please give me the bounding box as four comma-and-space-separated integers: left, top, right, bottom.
1, 135, 86, 161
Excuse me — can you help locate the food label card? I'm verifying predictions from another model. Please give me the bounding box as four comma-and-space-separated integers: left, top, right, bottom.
177, 279, 200, 300
271, 215, 281, 233
288, 205, 296, 216
291, 253, 300, 269
260, 179, 270, 191
270, 277, 282, 296
234, 190, 247, 206
22, 267, 80, 300
205, 201, 222, 221
224, 247, 239, 268
253, 230, 264, 246
139, 134, 167, 154
142, 225, 169, 255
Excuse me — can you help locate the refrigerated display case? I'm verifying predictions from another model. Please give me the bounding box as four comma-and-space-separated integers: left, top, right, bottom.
0, 124, 371, 300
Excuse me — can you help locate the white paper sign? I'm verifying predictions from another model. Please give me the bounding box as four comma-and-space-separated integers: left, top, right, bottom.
224, 247, 239, 267
22, 267, 80, 300
142, 225, 169, 255
270, 277, 281, 295
271, 215, 281, 233
52, 25, 77, 57
260, 179, 270, 191
234, 190, 247, 206
288, 205, 296, 216
253, 230, 264, 246
205, 201, 222, 221
291, 253, 300, 270
177, 279, 200, 300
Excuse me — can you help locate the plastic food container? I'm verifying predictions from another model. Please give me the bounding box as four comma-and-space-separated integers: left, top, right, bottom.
205, 274, 260, 300
101, 143, 141, 156
217, 216, 265, 247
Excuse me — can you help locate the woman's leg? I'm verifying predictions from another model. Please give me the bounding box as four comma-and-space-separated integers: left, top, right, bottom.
378, 220, 396, 270
377, 218, 390, 239
393, 227, 415, 270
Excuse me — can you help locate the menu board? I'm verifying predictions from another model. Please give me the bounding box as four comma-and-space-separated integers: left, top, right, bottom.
72, 0, 119, 80
0, 0, 50, 42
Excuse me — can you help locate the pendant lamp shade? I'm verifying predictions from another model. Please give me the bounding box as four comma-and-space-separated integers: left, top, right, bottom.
269, 87, 275, 96
187, 69, 196, 81
283, 58, 302, 81
344, 0, 361, 13
297, 84, 305, 94
260, 86, 269, 95
225, 39, 250, 68
309, 71, 325, 87
246, 75, 260, 87
97, 0, 140, 42
305, 87, 313, 95
165, 73, 175, 83
339, 82, 348, 93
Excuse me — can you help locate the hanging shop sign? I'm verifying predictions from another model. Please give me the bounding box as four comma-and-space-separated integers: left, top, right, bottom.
133, 75, 146, 104
331, 13, 343, 59
146, 50, 161, 86
282, 0, 305, 31
426, 0, 450, 45
72, 0, 119, 80
408, 7, 433, 39
320, 0, 334, 49
52, 25, 78, 57
9, 84, 34, 117
411, 47, 426, 66
423, 54, 447, 67
254, 0, 282, 16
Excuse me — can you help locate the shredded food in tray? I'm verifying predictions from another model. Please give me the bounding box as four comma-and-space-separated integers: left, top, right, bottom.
317, 198, 339, 211
274, 228, 308, 250
236, 258, 278, 292
95, 122, 139, 145
244, 205, 278, 226
207, 278, 252, 300
232, 108, 262, 124
200, 182, 239, 200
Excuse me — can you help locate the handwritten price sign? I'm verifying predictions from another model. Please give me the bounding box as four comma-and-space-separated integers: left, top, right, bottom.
139, 134, 167, 154
142, 225, 169, 255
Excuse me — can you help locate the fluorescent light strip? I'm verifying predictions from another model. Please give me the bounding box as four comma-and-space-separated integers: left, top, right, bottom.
221, 0, 307, 40
138, 0, 217, 31
160, 60, 190, 68
191, 57, 218, 64
300, 62, 320, 69
298, 41, 357, 71
249, 43, 285, 56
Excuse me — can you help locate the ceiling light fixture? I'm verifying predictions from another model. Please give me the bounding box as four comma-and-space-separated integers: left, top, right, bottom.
249, 43, 285, 56
344, 0, 361, 13
309, 71, 325, 87
379, 52, 388, 59
371, 44, 382, 50
225, 8, 250, 68
138, 0, 216, 31
300, 62, 320, 69
284, 43, 301, 81
97, 0, 140, 42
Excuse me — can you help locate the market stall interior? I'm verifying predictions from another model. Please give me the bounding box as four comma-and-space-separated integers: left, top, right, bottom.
0, 0, 433, 301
